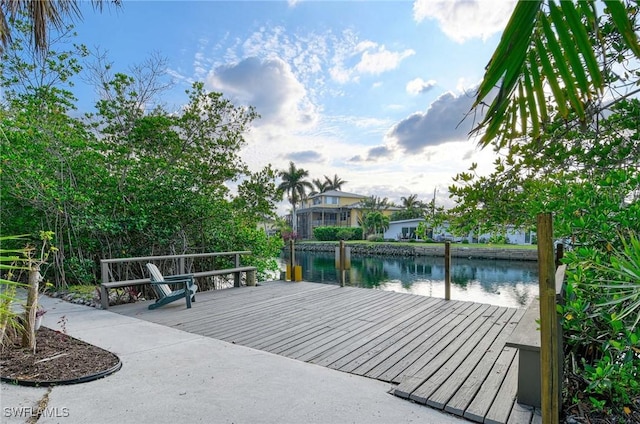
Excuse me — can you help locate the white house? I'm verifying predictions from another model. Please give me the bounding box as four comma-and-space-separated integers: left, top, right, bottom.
383, 218, 535, 245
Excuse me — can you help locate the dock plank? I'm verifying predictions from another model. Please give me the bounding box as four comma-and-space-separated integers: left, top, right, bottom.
404, 305, 502, 403
423, 307, 518, 409
277, 296, 437, 358
485, 358, 519, 424
443, 308, 525, 416
375, 301, 481, 383
394, 304, 495, 398
463, 346, 518, 422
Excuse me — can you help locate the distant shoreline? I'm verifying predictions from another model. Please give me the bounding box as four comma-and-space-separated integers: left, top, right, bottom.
285, 242, 538, 262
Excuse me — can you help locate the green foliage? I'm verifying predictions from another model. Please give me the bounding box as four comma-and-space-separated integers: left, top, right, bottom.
0, 235, 31, 346
390, 209, 423, 221
361, 211, 390, 237
451, 99, 640, 246
277, 162, 312, 232
1, 21, 281, 287
313, 226, 362, 241
455, 99, 639, 414
234, 165, 282, 227
460, 3, 640, 413
560, 234, 640, 410
488, 234, 508, 245
471, 0, 640, 147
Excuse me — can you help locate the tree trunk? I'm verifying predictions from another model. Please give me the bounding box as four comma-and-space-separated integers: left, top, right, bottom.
22, 266, 41, 352
292, 204, 298, 233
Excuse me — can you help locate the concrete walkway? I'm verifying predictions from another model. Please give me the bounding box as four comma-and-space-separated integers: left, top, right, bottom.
2, 295, 463, 424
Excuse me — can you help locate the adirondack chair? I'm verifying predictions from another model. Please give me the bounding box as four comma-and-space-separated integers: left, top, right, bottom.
146, 263, 198, 310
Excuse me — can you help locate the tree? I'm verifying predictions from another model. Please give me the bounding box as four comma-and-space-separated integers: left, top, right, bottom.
310, 178, 329, 195
1, 23, 281, 286
400, 194, 421, 210
324, 174, 347, 191
357, 196, 391, 238
360, 195, 389, 212
363, 211, 390, 237
389, 195, 425, 221
457, 1, 640, 415
470, 0, 640, 148
0, 0, 116, 55
277, 161, 312, 233
234, 165, 283, 227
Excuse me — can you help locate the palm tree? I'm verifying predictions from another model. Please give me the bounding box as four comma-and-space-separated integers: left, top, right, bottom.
470, 0, 640, 148
401, 194, 424, 210
324, 174, 347, 191
0, 0, 114, 54
361, 195, 389, 212
277, 161, 312, 233
363, 211, 390, 236
310, 178, 329, 195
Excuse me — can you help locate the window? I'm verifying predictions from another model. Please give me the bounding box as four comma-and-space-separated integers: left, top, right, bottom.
401, 227, 417, 239
313, 197, 322, 205
325, 196, 339, 204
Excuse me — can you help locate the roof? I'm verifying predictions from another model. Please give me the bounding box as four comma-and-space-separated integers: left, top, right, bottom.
307, 190, 368, 199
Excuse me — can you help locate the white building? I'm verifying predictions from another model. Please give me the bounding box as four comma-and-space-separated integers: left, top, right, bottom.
383, 218, 535, 245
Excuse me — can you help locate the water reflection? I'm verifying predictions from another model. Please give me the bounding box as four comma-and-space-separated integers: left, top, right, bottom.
282, 251, 539, 308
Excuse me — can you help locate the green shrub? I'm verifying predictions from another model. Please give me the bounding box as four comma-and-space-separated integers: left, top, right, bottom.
313, 226, 362, 241
560, 233, 640, 413
335, 228, 354, 241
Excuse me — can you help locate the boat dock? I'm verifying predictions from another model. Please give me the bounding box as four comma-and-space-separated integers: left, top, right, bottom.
111, 281, 541, 423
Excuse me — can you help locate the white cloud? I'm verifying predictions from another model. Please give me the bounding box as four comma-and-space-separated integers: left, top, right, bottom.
406, 78, 437, 95
355, 46, 415, 75
386, 89, 481, 153
330, 39, 415, 84
413, 0, 516, 43
205, 56, 318, 129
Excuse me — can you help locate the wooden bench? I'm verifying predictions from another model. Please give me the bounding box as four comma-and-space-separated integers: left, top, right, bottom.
100, 252, 257, 309
505, 265, 566, 408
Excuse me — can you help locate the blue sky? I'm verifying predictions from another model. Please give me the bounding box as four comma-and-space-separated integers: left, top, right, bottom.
69, 0, 516, 213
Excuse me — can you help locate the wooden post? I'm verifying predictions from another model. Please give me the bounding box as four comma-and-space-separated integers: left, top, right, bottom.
339, 240, 346, 287
179, 257, 185, 275
289, 239, 295, 278
536, 213, 560, 424
101, 260, 110, 309
246, 270, 256, 286
444, 241, 451, 300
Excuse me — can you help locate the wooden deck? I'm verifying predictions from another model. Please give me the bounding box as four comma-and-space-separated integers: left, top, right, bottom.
111, 281, 541, 423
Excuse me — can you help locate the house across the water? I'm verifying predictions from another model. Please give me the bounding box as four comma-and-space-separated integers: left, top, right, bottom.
384, 218, 535, 245
294, 190, 400, 240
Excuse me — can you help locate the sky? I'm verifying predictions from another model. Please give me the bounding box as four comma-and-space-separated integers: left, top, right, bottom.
67, 0, 517, 214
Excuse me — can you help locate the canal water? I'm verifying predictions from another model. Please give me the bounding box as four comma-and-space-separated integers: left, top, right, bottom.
282, 251, 539, 309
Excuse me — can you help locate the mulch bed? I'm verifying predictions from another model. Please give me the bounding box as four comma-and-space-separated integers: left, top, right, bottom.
1, 327, 121, 385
